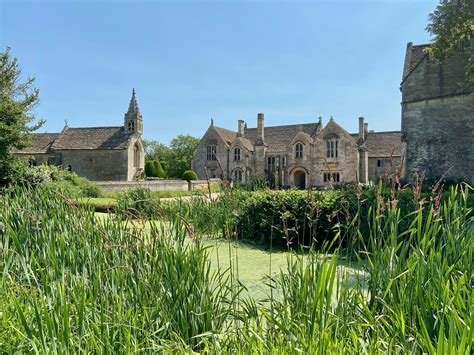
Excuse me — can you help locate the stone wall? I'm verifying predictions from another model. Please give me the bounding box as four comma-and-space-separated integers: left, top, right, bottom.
401, 46, 473, 184
96, 179, 221, 193
368, 157, 401, 182
402, 51, 471, 103
192, 127, 230, 179
60, 149, 129, 181
401, 94, 474, 183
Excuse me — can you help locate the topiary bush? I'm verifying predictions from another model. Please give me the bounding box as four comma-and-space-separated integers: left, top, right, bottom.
145, 161, 157, 177
153, 160, 166, 178
182, 170, 197, 182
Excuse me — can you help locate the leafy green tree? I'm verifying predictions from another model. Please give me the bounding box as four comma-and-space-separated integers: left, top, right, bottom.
426, 0, 474, 87
142, 139, 171, 162
0, 47, 44, 186
167, 135, 200, 178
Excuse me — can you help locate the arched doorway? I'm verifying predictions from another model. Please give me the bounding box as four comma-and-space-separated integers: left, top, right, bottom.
294, 170, 306, 190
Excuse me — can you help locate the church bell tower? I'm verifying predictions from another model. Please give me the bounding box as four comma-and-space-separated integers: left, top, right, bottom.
124, 88, 143, 135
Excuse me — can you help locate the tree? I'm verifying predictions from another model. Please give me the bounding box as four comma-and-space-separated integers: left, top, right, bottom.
0, 47, 43, 186
142, 139, 171, 162
167, 135, 200, 178
426, 0, 474, 87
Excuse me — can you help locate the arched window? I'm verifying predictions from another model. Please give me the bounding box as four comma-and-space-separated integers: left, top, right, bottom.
234, 169, 242, 182
234, 147, 241, 161
295, 143, 303, 158
128, 121, 135, 131
133, 142, 140, 168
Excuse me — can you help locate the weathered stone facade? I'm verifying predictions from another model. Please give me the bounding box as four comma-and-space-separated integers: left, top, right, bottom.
401, 41, 474, 183
192, 115, 401, 188
14, 90, 145, 181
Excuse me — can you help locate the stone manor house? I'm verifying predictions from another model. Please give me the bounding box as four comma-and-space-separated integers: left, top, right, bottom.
193, 38, 474, 188
14, 90, 145, 181
192, 114, 401, 188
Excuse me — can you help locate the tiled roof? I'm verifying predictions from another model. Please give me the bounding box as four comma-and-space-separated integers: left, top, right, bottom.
14, 133, 60, 154
246, 122, 319, 153
402, 43, 430, 81
213, 126, 237, 146
351, 131, 402, 158
51, 127, 133, 150
235, 137, 254, 151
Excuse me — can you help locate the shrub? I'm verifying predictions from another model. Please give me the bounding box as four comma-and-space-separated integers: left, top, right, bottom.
153, 160, 166, 178
116, 186, 159, 219
145, 160, 157, 177
12, 164, 101, 197
182, 170, 197, 181
233, 189, 347, 247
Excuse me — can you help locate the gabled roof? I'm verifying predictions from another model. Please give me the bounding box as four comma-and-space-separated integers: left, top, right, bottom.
233, 136, 254, 151
320, 118, 355, 142
402, 43, 430, 81
351, 131, 402, 158
51, 126, 133, 150
246, 122, 320, 153
14, 133, 60, 154
213, 126, 237, 146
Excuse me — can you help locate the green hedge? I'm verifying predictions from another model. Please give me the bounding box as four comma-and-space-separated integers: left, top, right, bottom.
230, 185, 473, 247
153, 160, 166, 178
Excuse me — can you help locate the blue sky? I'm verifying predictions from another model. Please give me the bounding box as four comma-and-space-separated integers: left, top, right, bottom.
1, 0, 435, 144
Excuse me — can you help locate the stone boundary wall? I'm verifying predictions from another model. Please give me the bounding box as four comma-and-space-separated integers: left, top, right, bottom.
96, 179, 221, 193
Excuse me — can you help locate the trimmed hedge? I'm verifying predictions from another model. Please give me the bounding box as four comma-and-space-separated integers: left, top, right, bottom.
182, 170, 197, 182
229, 185, 473, 247
153, 160, 166, 178
145, 161, 156, 177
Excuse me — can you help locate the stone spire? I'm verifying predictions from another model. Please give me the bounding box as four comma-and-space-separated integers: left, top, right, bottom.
124, 88, 143, 135
127, 88, 140, 114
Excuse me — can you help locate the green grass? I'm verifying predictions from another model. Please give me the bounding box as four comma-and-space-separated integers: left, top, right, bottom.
77, 197, 117, 207
1, 184, 472, 352
103, 184, 221, 200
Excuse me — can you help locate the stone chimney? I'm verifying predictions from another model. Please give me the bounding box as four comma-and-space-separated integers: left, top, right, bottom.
358, 116, 365, 141
237, 119, 245, 137
364, 122, 368, 140
257, 113, 264, 142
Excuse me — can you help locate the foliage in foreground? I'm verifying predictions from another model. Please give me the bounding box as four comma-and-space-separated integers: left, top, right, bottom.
13, 163, 102, 197
0, 185, 472, 352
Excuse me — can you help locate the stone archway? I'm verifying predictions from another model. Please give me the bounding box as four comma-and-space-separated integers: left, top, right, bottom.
293, 170, 306, 190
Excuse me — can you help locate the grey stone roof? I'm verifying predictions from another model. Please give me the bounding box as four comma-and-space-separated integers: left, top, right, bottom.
234, 137, 254, 151
402, 43, 430, 81
14, 133, 60, 154
245, 122, 320, 153
213, 126, 237, 146
351, 131, 402, 158
51, 126, 133, 150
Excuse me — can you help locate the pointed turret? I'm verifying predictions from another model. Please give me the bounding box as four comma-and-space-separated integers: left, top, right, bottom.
124, 88, 143, 135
